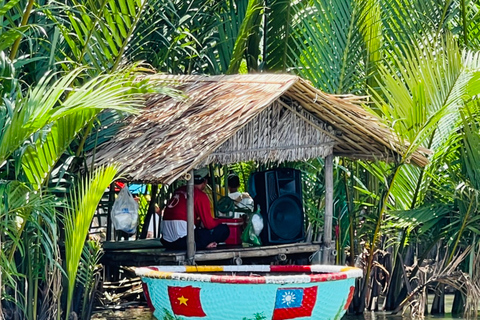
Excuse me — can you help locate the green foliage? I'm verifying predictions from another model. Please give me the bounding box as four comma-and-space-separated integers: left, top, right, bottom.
162, 308, 184, 320
48, 0, 150, 73
78, 239, 104, 320
243, 312, 267, 320
287, 0, 373, 94
0, 36, 150, 320
389, 204, 451, 236
64, 165, 118, 316
263, 0, 293, 72
0, 180, 61, 319
228, 161, 257, 193
227, 0, 264, 74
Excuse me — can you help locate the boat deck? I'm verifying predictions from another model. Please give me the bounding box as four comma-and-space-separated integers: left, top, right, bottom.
101, 239, 321, 266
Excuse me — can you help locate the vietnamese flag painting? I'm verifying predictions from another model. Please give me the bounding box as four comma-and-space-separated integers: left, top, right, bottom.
272, 286, 318, 320
167, 285, 206, 317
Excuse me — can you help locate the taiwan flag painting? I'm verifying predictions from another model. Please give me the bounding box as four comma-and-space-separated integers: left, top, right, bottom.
167, 285, 206, 317
272, 286, 318, 320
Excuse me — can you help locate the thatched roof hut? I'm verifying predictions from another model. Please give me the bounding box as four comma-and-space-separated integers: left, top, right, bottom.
92, 74, 429, 184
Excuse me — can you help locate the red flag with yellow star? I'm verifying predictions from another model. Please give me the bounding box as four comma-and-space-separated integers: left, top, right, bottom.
167, 285, 206, 317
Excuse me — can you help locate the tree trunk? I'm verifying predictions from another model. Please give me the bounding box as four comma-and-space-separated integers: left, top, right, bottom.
451, 289, 465, 316
384, 256, 405, 310
430, 284, 445, 315
349, 278, 365, 314
384, 236, 408, 311
368, 269, 379, 311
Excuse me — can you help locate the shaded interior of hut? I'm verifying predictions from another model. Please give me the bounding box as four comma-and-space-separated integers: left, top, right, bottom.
95, 165, 306, 241
90, 163, 326, 276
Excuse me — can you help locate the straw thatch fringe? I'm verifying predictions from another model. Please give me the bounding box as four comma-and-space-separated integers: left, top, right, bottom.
91, 74, 429, 184
206, 100, 335, 165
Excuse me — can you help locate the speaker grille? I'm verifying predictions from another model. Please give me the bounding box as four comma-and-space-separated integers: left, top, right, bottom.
268, 195, 303, 241
252, 168, 304, 244
267, 172, 278, 203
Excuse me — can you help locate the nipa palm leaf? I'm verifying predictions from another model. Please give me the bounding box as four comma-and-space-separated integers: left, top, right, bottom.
64, 165, 118, 316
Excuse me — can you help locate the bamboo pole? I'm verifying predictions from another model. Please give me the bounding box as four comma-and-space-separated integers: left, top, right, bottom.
107, 182, 115, 241
209, 165, 218, 217
322, 154, 334, 264
187, 170, 195, 264
139, 185, 158, 239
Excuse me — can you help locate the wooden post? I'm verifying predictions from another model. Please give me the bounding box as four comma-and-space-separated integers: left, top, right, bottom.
186, 169, 195, 264
209, 164, 218, 217
139, 184, 158, 239
322, 154, 334, 264
107, 182, 115, 241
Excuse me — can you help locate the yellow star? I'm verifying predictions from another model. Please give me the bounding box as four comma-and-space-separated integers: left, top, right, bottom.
177, 295, 188, 306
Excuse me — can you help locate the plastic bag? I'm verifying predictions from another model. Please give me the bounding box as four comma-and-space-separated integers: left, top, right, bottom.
111, 187, 139, 234
241, 206, 263, 246
251, 212, 264, 236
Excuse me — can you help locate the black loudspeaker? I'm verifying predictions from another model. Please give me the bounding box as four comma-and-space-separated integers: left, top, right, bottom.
251, 168, 305, 244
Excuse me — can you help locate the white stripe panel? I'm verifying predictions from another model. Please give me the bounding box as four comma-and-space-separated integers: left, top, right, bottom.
222, 265, 272, 273
343, 268, 364, 279
170, 273, 213, 282
265, 274, 312, 284
310, 265, 344, 273
150, 266, 187, 272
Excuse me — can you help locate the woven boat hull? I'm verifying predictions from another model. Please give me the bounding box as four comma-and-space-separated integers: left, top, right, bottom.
136, 265, 362, 320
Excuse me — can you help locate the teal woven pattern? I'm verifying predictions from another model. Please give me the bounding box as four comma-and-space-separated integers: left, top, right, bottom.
142, 277, 355, 320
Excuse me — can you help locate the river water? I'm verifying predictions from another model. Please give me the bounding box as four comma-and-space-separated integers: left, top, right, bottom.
91, 309, 461, 320
91, 293, 461, 320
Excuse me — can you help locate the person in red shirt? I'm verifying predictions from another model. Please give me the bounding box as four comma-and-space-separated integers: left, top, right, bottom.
161, 169, 230, 250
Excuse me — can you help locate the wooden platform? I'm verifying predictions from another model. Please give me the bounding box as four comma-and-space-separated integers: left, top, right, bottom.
101, 239, 321, 266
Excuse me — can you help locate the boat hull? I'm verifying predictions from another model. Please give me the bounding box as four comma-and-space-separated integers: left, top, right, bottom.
137, 265, 362, 320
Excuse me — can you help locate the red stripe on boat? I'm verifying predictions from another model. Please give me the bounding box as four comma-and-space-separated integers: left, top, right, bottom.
211, 275, 267, 284
270, 265, 312, 273
142, 283, 155, 312
309, 273, 347, 282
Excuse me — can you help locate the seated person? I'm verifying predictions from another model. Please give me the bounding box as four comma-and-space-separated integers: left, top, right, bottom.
161, 168, 230, 250
228, 174, 254, 217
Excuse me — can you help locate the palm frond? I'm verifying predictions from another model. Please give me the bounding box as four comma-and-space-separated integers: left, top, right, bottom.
461, 0, 480, 50
381, 0, 456, 49
227, 0, 264, 74
21, 110, 97, 190
78, 239, 103, 319
369, 34, 480, 158
389, 204, 451, 235
64, 165, 118, 315
2, 68, 145, 182
263, 0, 292, 72
50, 71, 143, 120
210, 2, 246, 73
51, 0, 149, 73
0, 69, 82, 163
460, 106, 480, 189
287, 0, 370, 94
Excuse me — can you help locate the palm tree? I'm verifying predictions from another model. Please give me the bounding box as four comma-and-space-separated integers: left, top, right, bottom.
0, 64, 147, 318
356, 33, 480, 313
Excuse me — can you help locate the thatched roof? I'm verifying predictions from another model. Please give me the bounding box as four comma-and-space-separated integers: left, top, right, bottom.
92, 74, 429, 184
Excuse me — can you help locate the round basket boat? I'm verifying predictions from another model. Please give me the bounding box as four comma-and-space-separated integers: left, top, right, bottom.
136, 265, 363, 320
